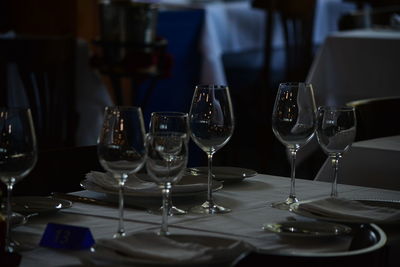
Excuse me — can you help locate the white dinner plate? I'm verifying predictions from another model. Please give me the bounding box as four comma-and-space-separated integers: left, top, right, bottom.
290, 199, 400, 224
262, 221, 352, 238
81, 174, 223, 198
186, 166, 257, 183
7, 212, 27, 228
12, 196, 73, 216
86, 233, 252, 267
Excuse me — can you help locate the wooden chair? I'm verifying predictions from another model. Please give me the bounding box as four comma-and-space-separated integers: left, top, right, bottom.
252, 0, 317, 83
251, 0, 317, 175
0, 35, 79, 149
347, 96, 400, 142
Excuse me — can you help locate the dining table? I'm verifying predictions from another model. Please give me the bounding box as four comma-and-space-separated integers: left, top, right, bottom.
306, 28, 400, 107
9, 171, 400, 266
315, 135, 400, 191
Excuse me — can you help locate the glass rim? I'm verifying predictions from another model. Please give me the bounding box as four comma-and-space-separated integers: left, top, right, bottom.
195, 84, 228, 89
105, 106, 142, 111
151, 111, 188, 118
279, 82, 312, 87
318, 106, 355, 111
0, 107, 32, 112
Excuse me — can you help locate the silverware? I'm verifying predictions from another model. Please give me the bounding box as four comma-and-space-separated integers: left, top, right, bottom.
51, 192, 146, 210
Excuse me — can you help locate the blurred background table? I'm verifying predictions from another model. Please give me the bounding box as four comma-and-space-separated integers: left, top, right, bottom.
315, 135, 400, 191
307, 28, 400, 107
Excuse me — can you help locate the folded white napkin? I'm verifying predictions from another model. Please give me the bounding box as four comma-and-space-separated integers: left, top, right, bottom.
89, 232, 251, 266
85, 171, 209, 194
298, 198, 400, 223
85, 171, 156, 192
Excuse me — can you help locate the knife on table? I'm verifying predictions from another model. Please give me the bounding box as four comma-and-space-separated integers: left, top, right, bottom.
51, 192, 147, 211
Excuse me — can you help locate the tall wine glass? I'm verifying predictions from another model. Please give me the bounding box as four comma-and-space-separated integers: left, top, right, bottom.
146, 122, 188, 235
189, 85, 234, 214
98, 106, 146, 238
149, 112, 189, 216
0, 108, 37, 253
316, 106, 356, 197
271, 82, 316, 210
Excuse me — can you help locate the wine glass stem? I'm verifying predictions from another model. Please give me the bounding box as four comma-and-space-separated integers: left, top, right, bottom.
288, 148, 297, 201
207, 153, 214, 206
331, 155, 340, 198
166, 160, 172, 215
5, 182, 14, 252
116, 174, 127, 237
160, 183, 171, 236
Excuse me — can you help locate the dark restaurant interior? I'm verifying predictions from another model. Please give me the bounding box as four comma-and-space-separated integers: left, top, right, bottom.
1, 0, 400, 266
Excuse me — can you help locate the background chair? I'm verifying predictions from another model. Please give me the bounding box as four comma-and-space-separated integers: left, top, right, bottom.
0, 35, 78, 149
346, 96, 400, 142
250, 0, 318, 178
252, 0, 317, 84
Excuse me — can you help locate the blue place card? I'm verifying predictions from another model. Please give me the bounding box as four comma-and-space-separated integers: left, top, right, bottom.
39, 223, 95, 250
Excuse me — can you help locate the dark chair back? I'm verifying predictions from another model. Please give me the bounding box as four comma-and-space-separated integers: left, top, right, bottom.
347, 96, 400, 141
0, 35, 78, 149
252, 0, 317, 82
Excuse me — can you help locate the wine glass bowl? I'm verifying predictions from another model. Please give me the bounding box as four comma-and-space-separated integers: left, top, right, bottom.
0, 107, 37, 253
271, 82, 316, 210
316, 106, 356, 197
97, 106, 146, 238
189, 85, 234, 214
146, 114, 188, 235
148, 112, 189, 216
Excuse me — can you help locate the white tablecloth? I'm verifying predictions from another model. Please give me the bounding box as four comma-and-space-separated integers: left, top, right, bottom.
315, 135, 400, 191
160, 0, 356, 85
15, 173, 400, 266
307, 29, 400, 106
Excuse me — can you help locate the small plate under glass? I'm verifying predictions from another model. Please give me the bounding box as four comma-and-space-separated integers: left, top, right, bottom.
186, 166, 257, 183
12, 196, 72, 216
262, 221, 352, 238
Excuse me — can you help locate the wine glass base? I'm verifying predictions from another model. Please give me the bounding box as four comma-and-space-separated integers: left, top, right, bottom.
271, 197, 299, 210
148, 206, 187, 216
113, 231, 126, 239
190, 201, 231, 214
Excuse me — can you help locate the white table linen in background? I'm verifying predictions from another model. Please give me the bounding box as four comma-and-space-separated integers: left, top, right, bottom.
159, 0, 356, 85
15, 173, 400, 266
307, 29, 400, 107
315, 135, 400, 191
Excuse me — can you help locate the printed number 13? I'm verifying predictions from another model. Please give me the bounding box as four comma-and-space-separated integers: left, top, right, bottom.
55, 229, 71, 244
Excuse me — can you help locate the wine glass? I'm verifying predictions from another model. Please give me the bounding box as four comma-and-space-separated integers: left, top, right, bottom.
97, 106, 146, 238
148, 112, 189, 216
316, 106, 356, 197
146, 122, 188, 235
0, 108, 37, 253
271, 82, 316, 210
189, 85, 234, 214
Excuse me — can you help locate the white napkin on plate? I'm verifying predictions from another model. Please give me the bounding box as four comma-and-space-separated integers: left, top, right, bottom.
298, 197, 400, 223
85, 171, 156, 192
85, 171, 209, 194
88, 232, 251, 266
